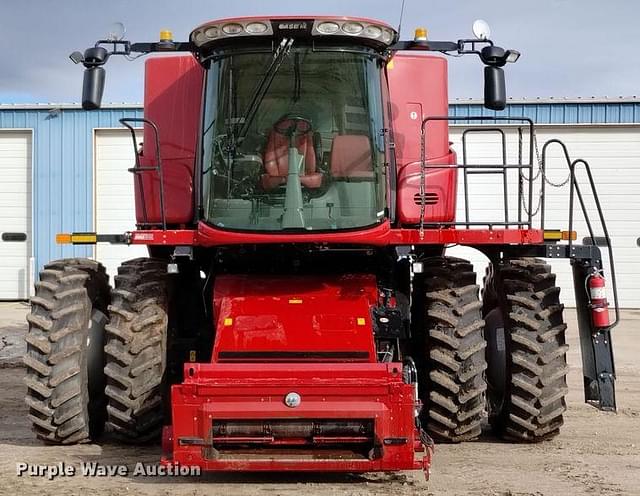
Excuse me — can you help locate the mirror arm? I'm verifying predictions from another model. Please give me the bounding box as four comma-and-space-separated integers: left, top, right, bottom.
389, 38, 493, 55
78, 39, 194, 69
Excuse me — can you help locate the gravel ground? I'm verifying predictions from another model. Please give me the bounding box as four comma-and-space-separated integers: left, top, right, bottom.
1, 302, 638, 496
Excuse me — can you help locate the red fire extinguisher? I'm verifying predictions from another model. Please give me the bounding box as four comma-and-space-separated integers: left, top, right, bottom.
588, 271, 610, 328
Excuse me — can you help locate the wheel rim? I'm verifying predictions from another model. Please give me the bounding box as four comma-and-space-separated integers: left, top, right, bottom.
87, 309, 107, 398
484, 306, 507, 419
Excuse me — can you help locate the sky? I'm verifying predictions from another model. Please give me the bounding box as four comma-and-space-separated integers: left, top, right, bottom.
0, 0, 638, 104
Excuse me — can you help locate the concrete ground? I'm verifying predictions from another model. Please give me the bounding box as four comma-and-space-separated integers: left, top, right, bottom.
0, 302, 638, 496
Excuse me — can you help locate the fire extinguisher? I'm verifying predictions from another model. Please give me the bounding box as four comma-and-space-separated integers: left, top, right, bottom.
587, 271, 610, 329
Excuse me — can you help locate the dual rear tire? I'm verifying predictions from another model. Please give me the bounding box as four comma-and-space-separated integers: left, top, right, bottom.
482, 258, 569, 441
24, 259, 110, 444
419, 256, 568, 443
24, 257, 169, 444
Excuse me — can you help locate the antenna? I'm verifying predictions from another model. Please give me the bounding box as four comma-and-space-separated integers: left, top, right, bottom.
397, 0, 407, 37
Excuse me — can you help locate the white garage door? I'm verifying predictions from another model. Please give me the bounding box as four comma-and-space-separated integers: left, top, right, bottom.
447, 125, 640, 308
95, 129, 147, 283
0, 131, 32, 300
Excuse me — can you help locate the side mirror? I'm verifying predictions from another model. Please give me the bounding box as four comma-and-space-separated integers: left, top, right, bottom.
82, 67, 106, 110
77, 46, 109, 110
484, 66, 506, 111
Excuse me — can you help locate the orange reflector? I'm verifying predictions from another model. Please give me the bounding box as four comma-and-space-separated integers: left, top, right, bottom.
289, 298, 303, 304
543, 230, 577, 241
357, 317, 366, 326
55, 233, 72, 244
224, 318, 233, 326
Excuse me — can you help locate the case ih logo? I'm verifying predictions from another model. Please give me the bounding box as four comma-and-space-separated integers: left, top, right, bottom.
278, 22, 307, 30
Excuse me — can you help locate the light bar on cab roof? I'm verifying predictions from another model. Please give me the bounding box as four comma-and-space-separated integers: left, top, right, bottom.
190, 18, 397, 48
191, 19, 274, 46
311, 20, 397, 45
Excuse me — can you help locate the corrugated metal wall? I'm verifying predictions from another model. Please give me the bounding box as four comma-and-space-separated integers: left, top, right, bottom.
450, 100, 640, 124
0, 106, 143, 274
0, 100, 638, 279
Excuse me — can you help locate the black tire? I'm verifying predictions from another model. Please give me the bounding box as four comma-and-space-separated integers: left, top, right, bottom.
421, 256, 487, 442
104, 257, 168, 442
24, 258, 110, 444
482, 258, 569, 442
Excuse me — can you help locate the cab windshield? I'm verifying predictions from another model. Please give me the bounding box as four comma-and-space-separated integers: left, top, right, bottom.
202, 44, 386, 231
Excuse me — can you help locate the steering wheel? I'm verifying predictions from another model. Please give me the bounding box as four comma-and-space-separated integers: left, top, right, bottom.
274, 115, 312, 138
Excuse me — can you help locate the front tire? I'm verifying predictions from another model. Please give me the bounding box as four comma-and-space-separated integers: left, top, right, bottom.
482, 258, 569, 441
24, 259, 110, 444
420, 257, 487, 442
104, 258, 169, 442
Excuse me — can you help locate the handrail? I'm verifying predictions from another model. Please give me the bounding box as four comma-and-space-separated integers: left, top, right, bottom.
541, 138, 619, 330
119, 117, 167, 231
570, 158, 620, 330
461, 128, 509, 227
418, 115, 536, 235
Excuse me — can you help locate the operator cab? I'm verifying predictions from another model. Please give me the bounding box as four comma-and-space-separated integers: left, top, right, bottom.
197, 18, 396, 231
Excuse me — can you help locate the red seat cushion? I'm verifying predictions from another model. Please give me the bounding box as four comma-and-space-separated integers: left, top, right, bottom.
330, 135, 374, 179
261, 129, 321, 190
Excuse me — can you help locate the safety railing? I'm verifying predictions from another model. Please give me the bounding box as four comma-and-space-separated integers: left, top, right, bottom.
541, 140, 620, 329
419, 116, 536, 234
120, 117, 167, 230
417, 114, 619, 328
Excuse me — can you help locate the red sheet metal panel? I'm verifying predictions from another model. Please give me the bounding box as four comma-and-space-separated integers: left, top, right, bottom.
136, 55, 204, 225
387, 53, 457, 224
126, 226, 546, 246
212, 274, 379, 362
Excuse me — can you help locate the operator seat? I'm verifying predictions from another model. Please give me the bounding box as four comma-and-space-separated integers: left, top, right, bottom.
261, 123, 323, 191
330, 135, 374, 179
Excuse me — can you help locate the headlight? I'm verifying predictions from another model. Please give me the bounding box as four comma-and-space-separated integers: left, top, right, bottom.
381, 29, 394, 44
245, 22, 268, 34
342, 22, 364, 34
317, 21, 340, 34
222, 23, 244, 35
205, 26, 219, 39
363, 25, 383, 39
311, 19, 397, 46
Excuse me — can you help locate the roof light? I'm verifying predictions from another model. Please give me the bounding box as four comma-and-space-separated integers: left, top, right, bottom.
222, 23, 244, 35
381, 29, 394, 44
159, 29, 173, 42
364, 25, 383, 39
414, 27, 428, 42
245, 22, 268, 34
317, 21, 340, 34
191, 18, 395, 47
205, 26, 219, 39
312, 19, 397, 45
342, 22, 364, 34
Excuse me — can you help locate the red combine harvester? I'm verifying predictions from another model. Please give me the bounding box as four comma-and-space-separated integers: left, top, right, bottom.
24, 16, 619, 478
